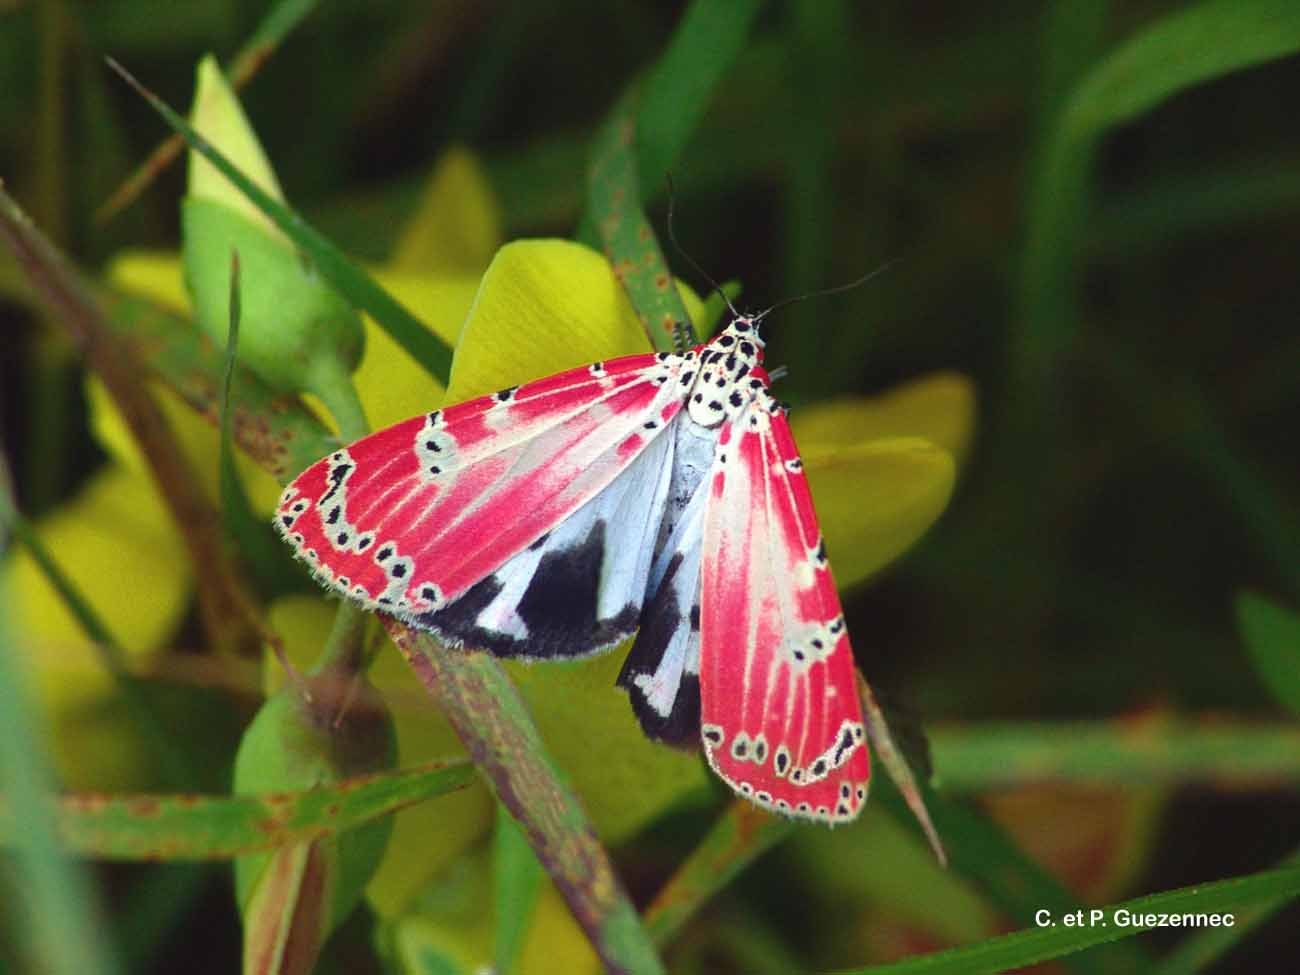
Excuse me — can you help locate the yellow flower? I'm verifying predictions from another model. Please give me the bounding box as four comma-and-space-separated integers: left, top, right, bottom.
1, 466, 190, 790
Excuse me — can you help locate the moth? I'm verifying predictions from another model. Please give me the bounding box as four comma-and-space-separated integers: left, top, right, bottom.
275, 314, 870, 823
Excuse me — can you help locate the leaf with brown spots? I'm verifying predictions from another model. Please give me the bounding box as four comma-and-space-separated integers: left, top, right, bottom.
0, 759, 474, 860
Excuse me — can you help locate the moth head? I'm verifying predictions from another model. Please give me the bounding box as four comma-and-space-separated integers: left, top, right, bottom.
721, 315, 766, 364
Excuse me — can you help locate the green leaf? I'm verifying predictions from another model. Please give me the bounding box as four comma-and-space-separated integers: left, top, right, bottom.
105, 57, 453, 386
493, 802, 544, 975
839, 865, 1300, 975
585, 89, 694, 352
215, 250, 288, 592
0, 759, 473, 860
1235, 592, 1300, 716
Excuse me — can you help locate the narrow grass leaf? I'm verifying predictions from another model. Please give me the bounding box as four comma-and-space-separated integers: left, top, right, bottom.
635, 0, 765, 198
1152, 846, 1300, 975
929, 718, 1300, 790
585, 0, 762, 351
1235, 592, 1300, 716
1089, 158, 1300, 258
217, 252, 296, 591
644, 800, 793, 948
0, 759, 474, 861
835, 865, 1300, 975
586, 88, 693, 352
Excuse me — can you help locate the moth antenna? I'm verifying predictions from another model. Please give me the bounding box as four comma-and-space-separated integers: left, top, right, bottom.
767, 365, 790, 382
753, 259, 899, 324
665, 174, 741, 321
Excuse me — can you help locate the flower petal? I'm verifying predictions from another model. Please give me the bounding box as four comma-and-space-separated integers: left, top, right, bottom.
354, 269, 480, 430
446, 239, 703, 403
792, 372, 977, 466
105, 250, 191, 312
389, 147, 503, 273
801, 437, 956, 588
187, 54, 287, 240
2, 466, 192, 789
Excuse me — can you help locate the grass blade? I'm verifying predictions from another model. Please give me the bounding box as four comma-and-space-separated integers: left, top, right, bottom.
1151, 846, 1300, 975
644, 800, 792, 947
586, 88, 693, 352
634, 0, 765, 199
0, 759, 473, 860
929, 718, 1300, 790
1235, 592, 1300, 716
837, 865, 1300, 975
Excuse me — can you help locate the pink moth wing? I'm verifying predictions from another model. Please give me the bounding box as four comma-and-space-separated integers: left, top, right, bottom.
699, 392, 869, 822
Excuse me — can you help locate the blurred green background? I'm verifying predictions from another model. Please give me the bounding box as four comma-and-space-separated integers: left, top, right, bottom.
1, 1, 1298, 973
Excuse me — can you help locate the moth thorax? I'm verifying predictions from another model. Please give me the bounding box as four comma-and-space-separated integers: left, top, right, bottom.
685, 324, 768, 426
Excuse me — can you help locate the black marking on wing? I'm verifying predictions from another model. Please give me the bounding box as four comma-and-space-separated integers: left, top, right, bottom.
413, 520, 638, 658
617, 552, 701, 746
